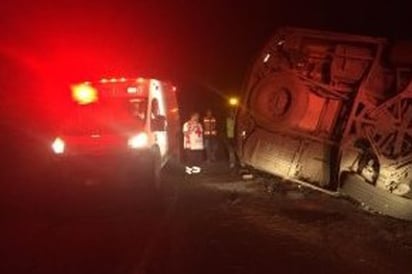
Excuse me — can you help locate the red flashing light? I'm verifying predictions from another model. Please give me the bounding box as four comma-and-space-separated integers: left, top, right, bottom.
100, 78, 108, 83
120, 77, 127, 82
136, 77, 145, 83
172, 86, 177, 92
110, 78, 117, 83
71, 84, 98, 105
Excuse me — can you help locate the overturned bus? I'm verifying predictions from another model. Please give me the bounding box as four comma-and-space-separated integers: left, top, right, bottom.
236, 27, 412, 220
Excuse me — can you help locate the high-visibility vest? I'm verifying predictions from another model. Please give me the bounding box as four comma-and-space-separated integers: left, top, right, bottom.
226, 117, 235, 139
203, 116, 217, 136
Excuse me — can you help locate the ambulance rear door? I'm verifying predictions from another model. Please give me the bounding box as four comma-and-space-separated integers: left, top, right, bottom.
149, 80, 168, 158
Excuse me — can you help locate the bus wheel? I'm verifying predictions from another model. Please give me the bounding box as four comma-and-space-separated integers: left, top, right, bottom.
250, 72, 309, 131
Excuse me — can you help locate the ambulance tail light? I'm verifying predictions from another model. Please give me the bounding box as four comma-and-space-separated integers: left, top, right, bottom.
128, 132, 149, 149
51, 137, 65, 154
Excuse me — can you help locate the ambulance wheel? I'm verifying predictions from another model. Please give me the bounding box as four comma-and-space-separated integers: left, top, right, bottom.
140, 148, 164, 210
144, 147, 162, 191
152, 148, 162, 190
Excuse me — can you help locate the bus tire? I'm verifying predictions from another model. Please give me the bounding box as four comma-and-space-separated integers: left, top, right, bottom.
250, 72, 309, 131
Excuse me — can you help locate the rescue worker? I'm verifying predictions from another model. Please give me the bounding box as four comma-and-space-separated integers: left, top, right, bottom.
183, 112, 204, 175
203, 109, 218, 163
225, 108, 236, 168
151, 98, 160, 118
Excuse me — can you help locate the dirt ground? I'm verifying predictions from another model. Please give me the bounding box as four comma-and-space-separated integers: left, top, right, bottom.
2, 161, 412, 274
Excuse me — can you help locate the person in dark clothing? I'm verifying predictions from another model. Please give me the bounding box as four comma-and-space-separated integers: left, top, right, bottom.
203, 109, 218, 163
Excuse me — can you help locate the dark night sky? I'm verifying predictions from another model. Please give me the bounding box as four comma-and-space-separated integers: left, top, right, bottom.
1, 0, 412, 128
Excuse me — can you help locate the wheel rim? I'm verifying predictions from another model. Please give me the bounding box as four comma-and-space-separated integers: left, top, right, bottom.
250, 72, 309, 131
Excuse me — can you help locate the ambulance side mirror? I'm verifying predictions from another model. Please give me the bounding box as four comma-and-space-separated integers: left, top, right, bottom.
151, 115, 167, 132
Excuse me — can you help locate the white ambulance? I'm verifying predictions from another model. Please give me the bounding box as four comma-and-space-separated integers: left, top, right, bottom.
50, 77, 180, 187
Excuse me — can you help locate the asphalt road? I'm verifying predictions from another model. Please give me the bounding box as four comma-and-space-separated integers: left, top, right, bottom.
2, 159, 412, 274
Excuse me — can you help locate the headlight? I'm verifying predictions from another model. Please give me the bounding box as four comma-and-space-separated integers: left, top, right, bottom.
51, 137, 65, 154
128, 133, 149, 149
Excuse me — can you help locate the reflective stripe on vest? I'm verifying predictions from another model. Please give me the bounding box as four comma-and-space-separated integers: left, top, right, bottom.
203, 117, 217, 136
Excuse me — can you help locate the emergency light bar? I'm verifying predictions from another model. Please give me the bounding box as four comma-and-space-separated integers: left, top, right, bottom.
71, 84, 98, 105
71, 77, 175, 102
99, 77, 148, 84
97, 77, 168, 85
